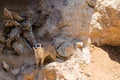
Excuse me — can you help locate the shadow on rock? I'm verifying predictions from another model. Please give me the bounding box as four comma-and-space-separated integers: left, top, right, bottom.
100, 45, 120, 64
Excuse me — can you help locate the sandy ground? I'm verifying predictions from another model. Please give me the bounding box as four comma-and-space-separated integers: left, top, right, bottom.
83, 46, 120, 80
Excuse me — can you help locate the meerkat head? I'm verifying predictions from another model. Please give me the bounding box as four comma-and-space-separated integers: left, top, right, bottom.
33, 43, 44, 51
76, 42, 83, 50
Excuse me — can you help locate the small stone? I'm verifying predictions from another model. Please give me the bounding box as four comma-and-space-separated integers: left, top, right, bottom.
85, 72, 92, 77
2, 61, 9, 71
12, 12, 24, 22
5, 20, 20, 27
4, 8, 13, 19
11, 69, 21, 76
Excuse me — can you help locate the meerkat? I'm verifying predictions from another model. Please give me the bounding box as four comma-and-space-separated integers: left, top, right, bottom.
33, 43, 56, 67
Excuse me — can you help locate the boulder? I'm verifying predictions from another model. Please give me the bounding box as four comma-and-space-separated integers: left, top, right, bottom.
36, 0, 95, 46
12, 37, 33, 55
38, 58, 87, 80
53, 37, 75, 58
37, 42, 91, 80
90, 0, 120, 46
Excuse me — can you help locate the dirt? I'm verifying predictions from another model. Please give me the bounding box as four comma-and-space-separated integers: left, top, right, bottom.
83, 46, 120, 80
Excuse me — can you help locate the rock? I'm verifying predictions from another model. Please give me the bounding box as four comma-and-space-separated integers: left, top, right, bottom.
5, 20, 20, 27
38, 58, 88, 80
72, 46, 91, 64
90, 0, 120, 46
0, 68, 15, 80
82, 47, 91, 64
12, 37, 33, 55
86, 0, 96, 8
2, 61, 9, 71
11, 68, 21, 76
12, 12, 24, 22
22, 19, 37, 46
22, 29, 37, 47
21, 59, 36, 71
0, 43, 5, 54
53, 37, 75, 58
85, 72, 92, 77
53, 37, 66, 49
6, 27, 21, 48
13, 59, 36, 80
35, 0, 95, 45
19, 64, 36, 80
0, 31, 6, 43
3, 8, 13, 19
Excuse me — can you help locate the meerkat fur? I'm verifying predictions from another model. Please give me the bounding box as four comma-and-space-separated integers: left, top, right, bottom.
33, 43, 56, 67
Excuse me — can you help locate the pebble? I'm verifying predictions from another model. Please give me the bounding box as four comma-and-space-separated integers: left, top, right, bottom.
2, 61, 9, 71
85, 72, 92, 77
11, 69, 21, 76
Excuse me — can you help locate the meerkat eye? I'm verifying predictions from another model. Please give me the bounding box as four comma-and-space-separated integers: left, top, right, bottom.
37, 45, 40, 47
33, 45, 36, 47
41, 44, 43, 47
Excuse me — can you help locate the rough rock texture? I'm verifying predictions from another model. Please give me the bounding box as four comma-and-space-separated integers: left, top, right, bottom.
12, 38, 33, 55
0, 0, 94, 80
0, 62, 15, 80
37, 45, 91, 80
90, 0, 120, 46
0, 0, 95, 56
35, 0, 95, 46
53, 37, 75, 58
38, 59, 87, 80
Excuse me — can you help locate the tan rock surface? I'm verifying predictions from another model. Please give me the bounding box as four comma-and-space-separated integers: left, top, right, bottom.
90, 0, 120, 46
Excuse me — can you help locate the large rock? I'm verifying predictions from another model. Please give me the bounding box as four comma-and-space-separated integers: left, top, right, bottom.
37, 45, 91, 80
38, 58, 87, 80
90, 0, 120, 46
12, 37, 33, 55
0, 0, 94, 79
53, 37, 75, 58
36, 0, 95, 46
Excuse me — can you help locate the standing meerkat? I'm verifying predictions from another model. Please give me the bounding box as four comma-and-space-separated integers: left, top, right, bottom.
33, 43, 56, 67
